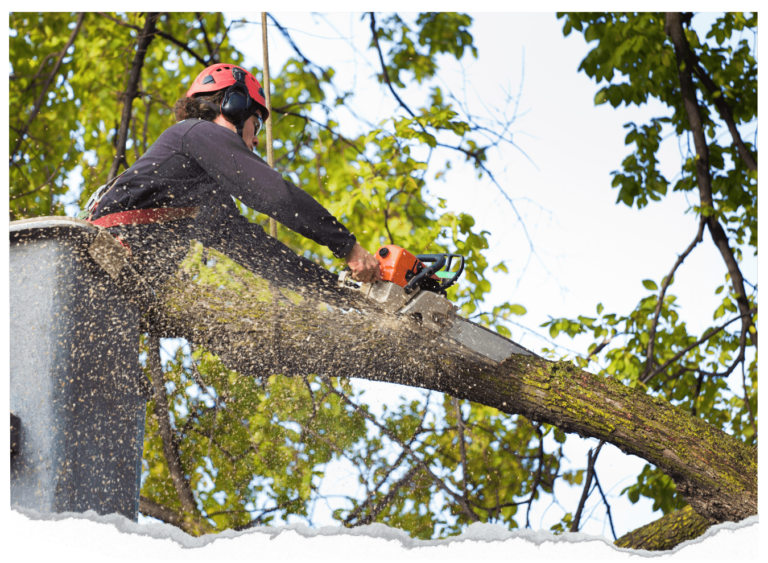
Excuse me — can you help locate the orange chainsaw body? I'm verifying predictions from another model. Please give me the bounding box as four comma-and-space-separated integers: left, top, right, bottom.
375, 245, 438, 288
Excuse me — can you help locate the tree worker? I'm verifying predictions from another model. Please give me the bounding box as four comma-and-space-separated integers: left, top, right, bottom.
86, 63, 381, 297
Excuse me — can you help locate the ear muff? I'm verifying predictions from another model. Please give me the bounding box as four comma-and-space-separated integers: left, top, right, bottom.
220, 68, 253, 137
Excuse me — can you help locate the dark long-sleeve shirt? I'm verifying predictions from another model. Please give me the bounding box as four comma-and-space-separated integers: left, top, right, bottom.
93, 118, 357, 258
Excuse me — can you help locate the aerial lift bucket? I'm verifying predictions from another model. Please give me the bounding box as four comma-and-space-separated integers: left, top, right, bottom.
10, 217, 147, 521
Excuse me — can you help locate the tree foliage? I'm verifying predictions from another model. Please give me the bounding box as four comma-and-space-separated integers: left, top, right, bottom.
9, 11, 757, 548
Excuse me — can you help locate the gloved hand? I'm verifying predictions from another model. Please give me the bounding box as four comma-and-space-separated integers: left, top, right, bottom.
345, 242, 382, 283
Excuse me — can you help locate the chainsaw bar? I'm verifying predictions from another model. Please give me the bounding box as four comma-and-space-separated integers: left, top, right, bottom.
339, 271, 534, 365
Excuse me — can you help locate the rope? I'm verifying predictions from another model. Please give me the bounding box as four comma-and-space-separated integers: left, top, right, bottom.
261, 12, 277, 238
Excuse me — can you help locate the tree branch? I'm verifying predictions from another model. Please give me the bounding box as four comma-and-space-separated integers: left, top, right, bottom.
672, 20, 757, 171
615, 505, 709, 551
195, 12, 217, 62
98, 12, 208, 68
369, 13, 415, 118
644, 217, 706, 379
139, 496, 185, 528
107, 13, 159, 182
641, 307, 756, 385
147, 336, 208, 534
10, 12, 84, 165
322, 376, 480, 523
665, 12, 756, 350
592, 472, 617, 541
570, 441, 603, 532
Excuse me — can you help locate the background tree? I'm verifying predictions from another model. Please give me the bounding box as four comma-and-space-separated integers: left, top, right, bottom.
9, 11, 756, 550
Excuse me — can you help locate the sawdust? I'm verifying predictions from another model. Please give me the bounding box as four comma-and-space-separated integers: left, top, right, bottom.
108, 214, 486, 388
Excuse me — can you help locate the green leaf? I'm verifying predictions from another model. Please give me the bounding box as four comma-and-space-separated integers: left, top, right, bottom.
642, 279, 659, 291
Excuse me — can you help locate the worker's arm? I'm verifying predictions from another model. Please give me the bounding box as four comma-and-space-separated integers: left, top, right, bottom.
182, 121, 357, 259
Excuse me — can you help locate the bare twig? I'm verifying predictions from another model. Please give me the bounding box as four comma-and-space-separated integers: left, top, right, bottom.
107, 12, 159, 182
592, 472, 617, 541
570, 440, 604, 533
10, 12, 84, 164
644, 217, 706, 379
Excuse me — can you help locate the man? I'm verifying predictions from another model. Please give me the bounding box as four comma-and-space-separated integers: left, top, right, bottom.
90, 63, 380, 291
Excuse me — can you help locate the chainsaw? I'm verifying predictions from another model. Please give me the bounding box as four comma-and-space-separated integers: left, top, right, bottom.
339, 245, 533, 365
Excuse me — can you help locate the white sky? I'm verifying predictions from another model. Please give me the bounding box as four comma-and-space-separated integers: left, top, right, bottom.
217, 11, 757, 538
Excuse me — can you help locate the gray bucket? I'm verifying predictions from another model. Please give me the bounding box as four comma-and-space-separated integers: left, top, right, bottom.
10, 217, 148, 521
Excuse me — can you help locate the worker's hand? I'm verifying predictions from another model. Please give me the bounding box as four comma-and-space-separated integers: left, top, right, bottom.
345, 242, 382, 283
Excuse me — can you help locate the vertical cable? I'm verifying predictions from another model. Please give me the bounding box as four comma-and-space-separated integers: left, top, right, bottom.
261, 12, 277, 238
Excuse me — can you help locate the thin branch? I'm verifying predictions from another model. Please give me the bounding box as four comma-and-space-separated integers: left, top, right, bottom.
210, 19, 234, 62
454, 398, 471, 507
640, 307, 757, 384
586, 335, 614, 362
369, 13, 415, 118
691, 371, 706, 417
195, 12, 216, 61
10, 12, 84, 164
525, 423, 544, 529
267, 13, 315, 68
107, 12, 159, 182
10, 142, 72, 200
591, 472, 617, 541
570, 440, 604, 533
349, 465, 421, 527
98, 12, 208, 68
675, 24, 757, 171
644, 217, 706, 379
322, 376, 480, 523
147, 336, 205, 531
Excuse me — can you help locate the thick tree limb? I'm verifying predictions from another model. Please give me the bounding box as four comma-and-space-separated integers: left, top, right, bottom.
107, 13, 158, 182
145, 241, 756, 529
10, 12, 84, 164
665, 12, 756, 350
614, 505, 710, 551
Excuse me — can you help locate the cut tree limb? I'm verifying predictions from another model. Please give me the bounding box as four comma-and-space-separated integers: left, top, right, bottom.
143, 243, 757, 528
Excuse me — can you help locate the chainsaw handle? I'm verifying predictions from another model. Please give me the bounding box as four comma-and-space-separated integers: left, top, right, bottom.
403, 254, 446, 295
416, 253, 465, 291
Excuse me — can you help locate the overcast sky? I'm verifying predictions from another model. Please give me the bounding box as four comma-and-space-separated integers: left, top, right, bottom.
215, 11, 759, 538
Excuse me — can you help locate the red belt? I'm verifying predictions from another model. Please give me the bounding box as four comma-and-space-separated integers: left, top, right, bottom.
89, 207, 199, 229
89, 207, 199, 258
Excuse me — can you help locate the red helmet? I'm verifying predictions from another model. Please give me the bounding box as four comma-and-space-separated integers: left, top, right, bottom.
186, 63, 269, 120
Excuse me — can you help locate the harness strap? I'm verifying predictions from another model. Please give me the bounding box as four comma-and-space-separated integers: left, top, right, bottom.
89, 207, 199, 229
88, 207, 199, 259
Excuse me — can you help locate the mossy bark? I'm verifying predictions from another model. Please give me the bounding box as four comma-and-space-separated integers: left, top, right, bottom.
144, 244, 757, 529
614, 506, 710, 551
